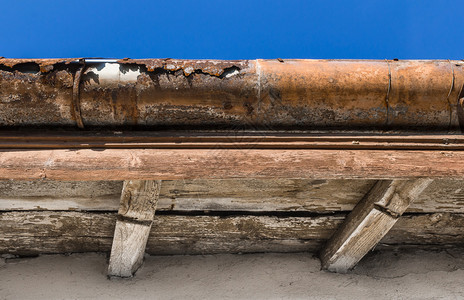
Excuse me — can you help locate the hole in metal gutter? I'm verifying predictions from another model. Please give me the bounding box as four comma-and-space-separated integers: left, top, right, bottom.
219, 66, 241, 79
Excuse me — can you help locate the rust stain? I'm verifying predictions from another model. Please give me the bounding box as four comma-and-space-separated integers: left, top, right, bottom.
0, 58, 462, 131
456, 84, 464, 132
71, 64, 85, 128
0, 58, 82, 73
117, 58, 249, 77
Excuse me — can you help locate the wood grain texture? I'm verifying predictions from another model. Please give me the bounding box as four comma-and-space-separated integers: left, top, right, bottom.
108, 222, 151, 277
385, 213, 464, 245
117, 180, 161, 221
1, 211, 464, 256
408, 179, 464, 213
1, 149, 464, 180
2, 179, 464, 213
108, 180, 161, 277
0, 211, 342, 255
320, 179, 433, 272
0, 181, 122, 211
156, 179, 375, 212
0, 179, 373, 212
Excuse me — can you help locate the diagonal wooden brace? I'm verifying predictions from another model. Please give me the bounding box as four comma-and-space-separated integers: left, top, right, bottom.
108, 180, 161, 277
320, 179, 433, 273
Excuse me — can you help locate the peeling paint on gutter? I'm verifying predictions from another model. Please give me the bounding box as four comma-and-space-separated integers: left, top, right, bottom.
0, 58, 82, 73
116, 58, 249, 77
0, 58, 462, 131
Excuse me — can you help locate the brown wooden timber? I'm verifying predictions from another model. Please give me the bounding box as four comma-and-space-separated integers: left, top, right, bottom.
320, 179, 432, 273
1, 149, 464, 180
108, 180, 161, 277
1, 211, 464, 256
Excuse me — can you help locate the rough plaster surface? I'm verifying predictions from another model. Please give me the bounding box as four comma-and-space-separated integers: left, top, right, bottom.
1, 249, 464, 299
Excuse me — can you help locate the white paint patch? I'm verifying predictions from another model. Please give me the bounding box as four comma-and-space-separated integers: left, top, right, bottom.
224, 69, 239, 78
120, 67, 141, 82
89, 63, 119, 82
87, 63, 140, 84
184, 66, 194, 75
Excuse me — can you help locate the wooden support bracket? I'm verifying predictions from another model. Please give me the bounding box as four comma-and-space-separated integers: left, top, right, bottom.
320, 178, 433, 273
108, 180, 161, 277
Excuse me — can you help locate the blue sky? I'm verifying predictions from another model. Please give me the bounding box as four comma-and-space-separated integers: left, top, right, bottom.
1, 0, 463, 59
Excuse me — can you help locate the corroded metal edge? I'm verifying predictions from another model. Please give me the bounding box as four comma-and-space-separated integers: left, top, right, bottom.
0, 58, 462, 131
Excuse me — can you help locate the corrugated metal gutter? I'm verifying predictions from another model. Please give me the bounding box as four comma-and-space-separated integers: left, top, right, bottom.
0, 58, 463, 131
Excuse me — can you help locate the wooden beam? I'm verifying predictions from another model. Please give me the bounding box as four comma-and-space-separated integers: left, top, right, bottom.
108, 180, 161, 278
0, 179, 374, 212
2, 210, 464, 256
2, 179, 464, 214
1, 149, 464, 180
320, 179, 433, 273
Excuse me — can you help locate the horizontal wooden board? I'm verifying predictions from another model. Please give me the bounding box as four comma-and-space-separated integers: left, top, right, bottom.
1, 149, 464, 180
0, 211, 342, 255
0, 181, 122, 211
384, 213, 464, 245
0, 179, 373, 212
1, 211, 464, 256
408, 180, 464, 213
1, 179, 464, 213
158, 179, 374, 212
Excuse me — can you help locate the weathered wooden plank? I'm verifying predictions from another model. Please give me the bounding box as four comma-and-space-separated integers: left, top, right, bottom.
384, 212, 464, 245
158, 179, 375, 212
1, 211, 464, 256
1, 149, 464, 180
0, 179, 373, 212
116, 180, 161, 221
408, 179, 464, 213
1, 179, 464, 213
109, 222, 152, 277
2, 179, 464, 213
108, 180, 161, 277
0, 181, 122, 211
0, 211, 342, 255
320, 179, 433, 273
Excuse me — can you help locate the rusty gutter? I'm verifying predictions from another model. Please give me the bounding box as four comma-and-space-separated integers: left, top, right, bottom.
0, 131, 460, 150
0, 58, 463, 132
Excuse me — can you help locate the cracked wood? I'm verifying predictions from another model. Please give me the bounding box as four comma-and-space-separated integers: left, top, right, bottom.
1, 211, 463, 256
1, 179, 464, 213
320, 179, 433, 273
1, 149, 464, 180
108, 180, 161, 277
